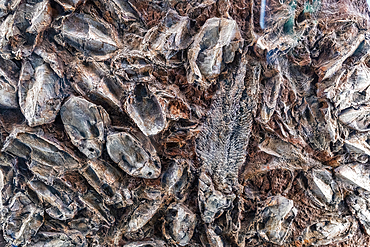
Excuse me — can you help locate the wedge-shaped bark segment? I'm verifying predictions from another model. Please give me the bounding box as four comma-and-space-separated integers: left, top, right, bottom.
26, 0, 52, 34
335, 163, 370, 191
55, 13, 121, 55
259, 135, 305, 162
0, 56, 19, 108
344, 133, 370, 160
305, 168, 342, 210
71, 60, 125, 110
0, 165, 15, 224
301, 216, 358, 246
34, 41, 66, 78
80, 159, 132, 207
3, 192, 44, 246
0, 77, 17, 109
79, 189, 115, 226
2, 128, 80, 183
161, 159, 192, 201
260, 73, 283, 124
249, 196, 297, 245
163, 203, 196, 246
143, 9, 192, 60
298, 96, 340, 154
315, 28, 364, 81
124, 196, 162, 233
347, 194, 370, 236
0, 13, 16, 59
198, 172, 234, 224
125, 83, 166, 136
339, 106, 370, 132
67, 211, 100, 236
106, 131, 161, 179
61, 96, 111, 159
327, 63, 370, 112
28, 179, 78, 221
0, 0, 52, 59
122, 186, 163, 234
112, 50, 155, 83
0, 153, 15, 214
94, 0, 145, 36
188, 17, 243, 88
161, 160, 187, 195
112, 186, 163, 244
19, 56, 64, 127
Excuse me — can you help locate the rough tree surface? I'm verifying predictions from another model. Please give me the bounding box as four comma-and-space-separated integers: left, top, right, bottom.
0, 0, 370, 246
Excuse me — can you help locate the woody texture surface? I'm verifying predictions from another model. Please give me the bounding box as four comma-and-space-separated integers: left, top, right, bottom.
0, 0, 370, 246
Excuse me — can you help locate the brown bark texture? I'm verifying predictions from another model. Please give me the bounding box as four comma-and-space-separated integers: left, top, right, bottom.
0, 0, 370, 246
